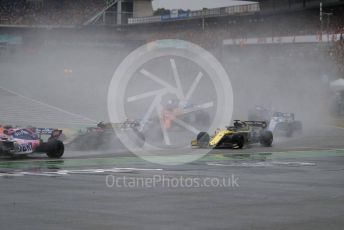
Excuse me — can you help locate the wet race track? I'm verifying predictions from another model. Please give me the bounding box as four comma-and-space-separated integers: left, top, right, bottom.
1, 125, 344, 230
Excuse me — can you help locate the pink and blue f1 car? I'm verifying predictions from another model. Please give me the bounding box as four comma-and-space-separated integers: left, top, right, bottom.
0, 127, 64, 158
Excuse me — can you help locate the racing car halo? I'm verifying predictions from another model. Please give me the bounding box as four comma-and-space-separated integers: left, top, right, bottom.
192, 120, 273, 149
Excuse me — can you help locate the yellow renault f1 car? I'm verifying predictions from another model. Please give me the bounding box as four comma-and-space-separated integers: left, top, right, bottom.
191, 120, 273, 149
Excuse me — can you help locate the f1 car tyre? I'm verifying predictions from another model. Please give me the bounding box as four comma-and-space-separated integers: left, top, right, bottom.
45, 140, 64, 158
259, 130, 273, 147
197, 132, 210, 148
232, 134, 244, 149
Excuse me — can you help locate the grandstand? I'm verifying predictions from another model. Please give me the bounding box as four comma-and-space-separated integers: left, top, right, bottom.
246, 0, 344, 11
0, 0, 343, 68
0, 0, 342, 30
0, 0, 153, 26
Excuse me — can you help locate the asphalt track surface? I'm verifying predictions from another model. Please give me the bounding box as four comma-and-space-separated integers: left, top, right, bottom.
1, 125, 344, 230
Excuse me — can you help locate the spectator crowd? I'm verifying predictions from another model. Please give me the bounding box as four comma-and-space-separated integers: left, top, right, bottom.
0, 0, 106, 25
142, 5, 344, 47
0, 0, 343, 75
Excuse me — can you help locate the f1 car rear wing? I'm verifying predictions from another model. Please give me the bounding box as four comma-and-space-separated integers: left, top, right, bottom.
272, 112, 295, 119
95, 121, 141, 130
243, 121, 268, 129
112, 121, 140, 129
30, 128, 63, 138
229, 120, 268, 131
